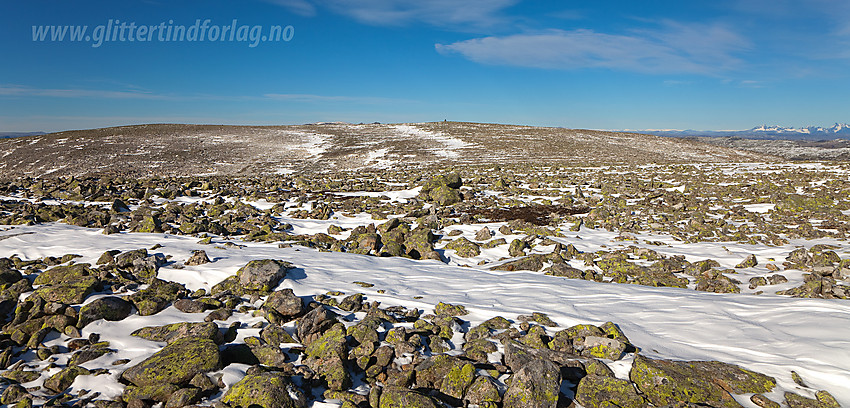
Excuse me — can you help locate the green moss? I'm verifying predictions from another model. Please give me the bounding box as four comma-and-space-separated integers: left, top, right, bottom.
305, 323, 347, 360
575, 374, 646, 408
222, 372, 305, 408
439, 362, 475, 399
444, 237, 481, 258
122, 383, 180, 403
630, 355, 775, 408
121, 337, 220, 387
435, 301, 468, 317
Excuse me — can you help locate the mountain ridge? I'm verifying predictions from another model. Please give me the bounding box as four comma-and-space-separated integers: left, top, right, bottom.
0, 121, 776, 179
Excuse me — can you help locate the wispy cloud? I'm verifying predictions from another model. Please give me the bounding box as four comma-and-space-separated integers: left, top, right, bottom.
436, 22, 749, 75
0, 84, 413, 105
259, 0, 317, 17
261, 0, 519, 28
263, 93, 413, 104
0, 85, 166, 100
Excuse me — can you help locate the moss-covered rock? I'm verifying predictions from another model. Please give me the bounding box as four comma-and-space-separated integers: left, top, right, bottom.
439, 362, 476, 400
736, 254, 758, 268
581, 336, 626, 360
502, 355, 561, 408
125, 279, 186, 316
221, 372, 307, 408
445, 237, 481, 258
122, 383, 181, 403
378, 386, 441, 408
630, 355, 775, 408
0, 369, 40, 384
492, 254, 549, 272
77, 296, 133, 328
121, 337, 221, 387
305, 323, 347, 360
32, 276, 99, 304
131, 321, 222, 344
575, 374, 646, 408
261, 324, 297, 345
465, 376, 501, 406
164, 387, 203, 408
434, 301, 468, 317
414, 354, 465, 389
33, 263, 91, 286
136, 215, 163, 233
42, 366, 91, 394
296, 305, 338, 346
784, 391, 839, 408
237, 259, 294, 293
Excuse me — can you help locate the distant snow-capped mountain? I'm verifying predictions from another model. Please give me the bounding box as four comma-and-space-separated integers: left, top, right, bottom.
750, 123, 850, 135
635, 123, 850, 140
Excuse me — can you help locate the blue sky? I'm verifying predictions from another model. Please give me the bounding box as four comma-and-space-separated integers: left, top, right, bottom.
1, 0, 849, 132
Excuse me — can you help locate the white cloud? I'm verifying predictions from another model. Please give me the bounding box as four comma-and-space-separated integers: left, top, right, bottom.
0, 84, 411, 105
0, 85, 165, 99
262, 0, 519, 28
436, 23, 749, 75
259, 0, 317, 16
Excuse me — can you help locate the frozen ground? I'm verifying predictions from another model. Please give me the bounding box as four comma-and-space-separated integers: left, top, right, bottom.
0, 219, 848, 406
0, 160, 848, 407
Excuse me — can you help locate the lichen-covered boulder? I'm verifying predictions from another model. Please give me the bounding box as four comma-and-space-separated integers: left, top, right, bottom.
221, 372, 307, 408
378, 386, 441, 408
131, 321, 222, 344
33, 264, 90, 286
492, 254, 548, 272
125, 279, 186, 316
439, 362, 476, 400
122, 383, 180, 403
43, 366, 90, 394
502, 355, 561, 408
445, 237, 481, 258
237, 259, 294, 293
414, 354, 466, 389
630, 355, 776, 408
33, 277, 99, 304
465, 376, 501, 407
575, 374, 646, 408
580, 336, 627, 360
121, 337, 221, 387
77, 296, 133, 328
32, 264, 100, 304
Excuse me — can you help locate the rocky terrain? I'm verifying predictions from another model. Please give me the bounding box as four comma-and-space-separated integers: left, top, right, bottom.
0, 122, 776, 179
0, 123, 846, 408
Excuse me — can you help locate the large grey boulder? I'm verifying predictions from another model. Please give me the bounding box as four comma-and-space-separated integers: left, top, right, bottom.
237, 259, 294, 292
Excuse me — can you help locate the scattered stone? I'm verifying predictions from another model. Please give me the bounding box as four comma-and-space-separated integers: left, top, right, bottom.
736, 254, 758, 268
77, 296, 133, 328
184, 250, 211, 266
221, 372, 307, 408
237, 259, 294, 293
121, 337, 221, 387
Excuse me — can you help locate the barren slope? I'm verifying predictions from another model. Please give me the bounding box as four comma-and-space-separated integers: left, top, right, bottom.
0, 122, 779, 178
